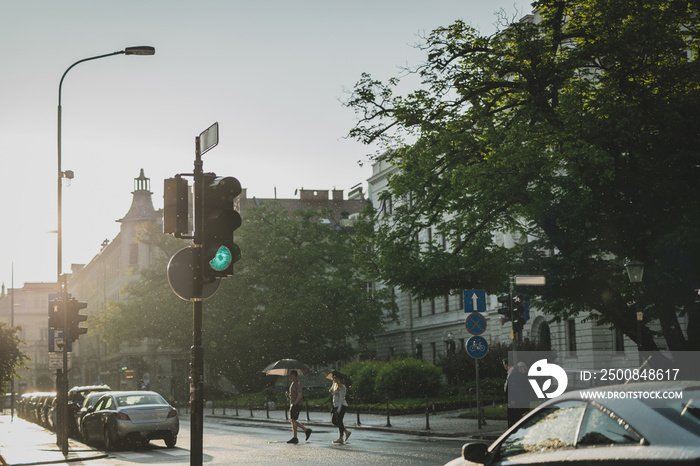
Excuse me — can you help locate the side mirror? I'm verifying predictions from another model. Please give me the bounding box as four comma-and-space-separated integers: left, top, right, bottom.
462, 442, 491, 464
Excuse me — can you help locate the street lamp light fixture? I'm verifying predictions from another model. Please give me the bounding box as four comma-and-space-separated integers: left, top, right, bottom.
125, 46, 156, 55
625, 260, 645, 283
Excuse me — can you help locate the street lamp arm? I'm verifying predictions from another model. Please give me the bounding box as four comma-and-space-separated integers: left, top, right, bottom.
58, 51, 125, 105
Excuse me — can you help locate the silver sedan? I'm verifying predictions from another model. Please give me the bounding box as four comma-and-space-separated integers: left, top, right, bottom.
447, 381, 700, 465
81, 390, 179, 450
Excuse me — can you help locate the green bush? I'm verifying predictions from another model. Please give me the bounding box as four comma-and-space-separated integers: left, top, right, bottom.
374, 358, 442, 399
343, 360, 383, 403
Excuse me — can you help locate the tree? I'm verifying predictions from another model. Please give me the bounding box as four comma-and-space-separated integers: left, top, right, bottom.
205, 203, 395, 392
346, 0, 700, 350
97, 204, 395, 394
0, 321, 28, 393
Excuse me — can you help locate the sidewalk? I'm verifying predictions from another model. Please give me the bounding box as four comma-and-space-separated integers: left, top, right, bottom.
0, 407, 506, 465
0, 413, 107, 466
204, 405, 507, 440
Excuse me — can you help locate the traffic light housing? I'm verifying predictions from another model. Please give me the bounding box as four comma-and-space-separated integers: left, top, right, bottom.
48, 298, 64, 329
164, 176, 190, 238
512, 295, 525, 333
201, 174, 242, 278
67, 298, 88, 342
497, 294, 511, 319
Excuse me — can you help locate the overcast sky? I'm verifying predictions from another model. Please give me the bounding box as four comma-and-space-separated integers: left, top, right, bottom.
0, 0, 529, 289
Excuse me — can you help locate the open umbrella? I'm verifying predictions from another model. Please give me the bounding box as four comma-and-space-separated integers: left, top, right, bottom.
322, 370, 349, 383
262, 359, 312, 376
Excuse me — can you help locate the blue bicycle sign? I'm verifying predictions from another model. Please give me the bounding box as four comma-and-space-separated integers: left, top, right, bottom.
466, 335, 489, 359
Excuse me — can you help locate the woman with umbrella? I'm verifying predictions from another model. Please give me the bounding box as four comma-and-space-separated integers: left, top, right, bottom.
329, 371, 351, 444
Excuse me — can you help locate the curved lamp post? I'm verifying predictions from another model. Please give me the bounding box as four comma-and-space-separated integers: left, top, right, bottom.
55, 46, 155, 456
57, 46, 155, 281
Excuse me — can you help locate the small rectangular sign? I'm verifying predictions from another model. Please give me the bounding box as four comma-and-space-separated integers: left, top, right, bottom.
49, 352, 71, 370
463, 289, 487, 313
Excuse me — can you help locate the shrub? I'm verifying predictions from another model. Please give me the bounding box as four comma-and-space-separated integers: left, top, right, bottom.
374, 358, 442, 399
343, 360, 383, 403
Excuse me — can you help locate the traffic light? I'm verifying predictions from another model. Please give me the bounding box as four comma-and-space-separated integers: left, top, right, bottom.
164, 176, 190, 238
497, 294, 511, 319
201, 173, 242, 278
512, 296, 525, 333
48, 298, 64, 329
67, 298, 88, 342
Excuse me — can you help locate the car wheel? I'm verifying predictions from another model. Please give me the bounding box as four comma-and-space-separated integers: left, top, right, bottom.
104, 426, 119, 451
164, 433, 177, 448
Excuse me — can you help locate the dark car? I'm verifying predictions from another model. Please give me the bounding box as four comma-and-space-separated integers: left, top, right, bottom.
447, 381, 700, 465
81, 391, 178, 450
77, 391, 110, 442
67, 384, 110, 436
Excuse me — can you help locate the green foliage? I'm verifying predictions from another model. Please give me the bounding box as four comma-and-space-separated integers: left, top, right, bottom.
95, 206, 394, 395
375, 358, 443, 399
203, 203, 395, 393
343, 358, 443, 403
346, 0, 700, 350
0, 321, 28, 393
343, 359, 383, 403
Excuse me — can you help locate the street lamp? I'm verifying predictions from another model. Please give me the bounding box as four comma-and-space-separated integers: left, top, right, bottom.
56, 45, 155, 457
624, 260, 645, 361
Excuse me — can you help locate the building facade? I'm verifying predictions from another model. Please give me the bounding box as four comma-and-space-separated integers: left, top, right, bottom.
0, 282, 58, 393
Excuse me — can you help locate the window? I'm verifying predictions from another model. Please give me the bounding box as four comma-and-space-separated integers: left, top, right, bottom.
415, 344, 423, 359
496, 401, 586, 460
613, 328, 625, 352
577, 402, 642, 446
431, 342, 437, 363
567, 319, 577, 353
444, 295, 450, 312
430, 299, 436, 315
417, 299, 423, 318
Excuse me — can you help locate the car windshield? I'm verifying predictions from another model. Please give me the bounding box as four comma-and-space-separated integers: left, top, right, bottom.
115, 394, 167, 407
644, 388, 700, 438
497, 401, 586, 458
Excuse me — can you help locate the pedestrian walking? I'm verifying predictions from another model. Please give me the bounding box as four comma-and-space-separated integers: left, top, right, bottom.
285, 370, 311, 443
329, 372, 351, 444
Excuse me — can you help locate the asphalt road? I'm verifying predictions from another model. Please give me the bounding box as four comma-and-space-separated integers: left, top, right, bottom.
84, 416, 465, 465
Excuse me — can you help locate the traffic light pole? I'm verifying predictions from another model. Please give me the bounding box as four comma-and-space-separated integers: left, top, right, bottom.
190, 137, 205, 466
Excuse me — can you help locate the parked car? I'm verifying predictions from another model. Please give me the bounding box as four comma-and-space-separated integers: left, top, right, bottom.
77, 391, 111, 442
446, 381, 700, 465
81, 391, 178, 450
67, 384, 110, 436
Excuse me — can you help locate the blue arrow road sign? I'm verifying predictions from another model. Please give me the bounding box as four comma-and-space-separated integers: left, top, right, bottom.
466, 335, 489, 359
465, 312, 487, 335
463, 289, 487, 313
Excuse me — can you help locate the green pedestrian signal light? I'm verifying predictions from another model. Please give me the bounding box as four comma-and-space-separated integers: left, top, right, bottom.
201, 174, 242, 278
209, 245, 232, 271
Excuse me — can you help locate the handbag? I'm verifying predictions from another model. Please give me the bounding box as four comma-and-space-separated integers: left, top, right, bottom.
331, 406, 338, 426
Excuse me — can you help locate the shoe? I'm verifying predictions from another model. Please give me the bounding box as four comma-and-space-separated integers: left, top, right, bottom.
305, 429, 312, 441
345, 431, 351, 442
287, 437, 299, 444
333, 438, 344, 444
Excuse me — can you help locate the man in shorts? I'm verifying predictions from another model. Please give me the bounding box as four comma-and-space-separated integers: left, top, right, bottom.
286, 370, 312, 443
